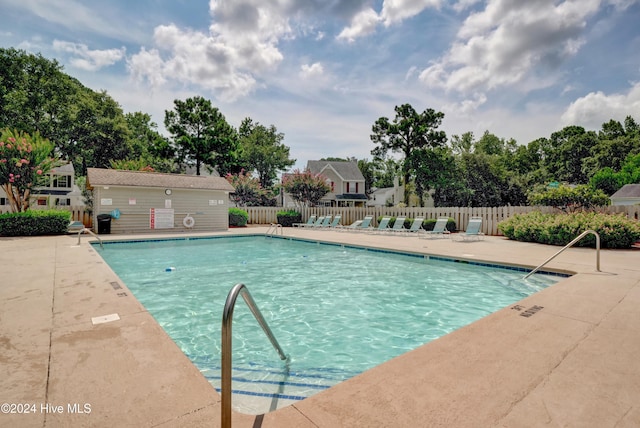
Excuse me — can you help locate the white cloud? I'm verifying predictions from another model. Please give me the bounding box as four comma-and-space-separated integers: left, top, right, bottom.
561, 81, 640, 129
52, 40, 125, 71
300, 62, 324, 79
420, 0, 602, 94
337, 0, 442, 42
336, 8, 380, 42
380, 0, 442, 26
128, 0, 296, 100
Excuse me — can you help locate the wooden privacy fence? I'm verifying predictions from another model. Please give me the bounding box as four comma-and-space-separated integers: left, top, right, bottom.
242, 205, 640, 236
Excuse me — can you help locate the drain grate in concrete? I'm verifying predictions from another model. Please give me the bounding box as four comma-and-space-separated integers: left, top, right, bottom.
91, 313, 120, 325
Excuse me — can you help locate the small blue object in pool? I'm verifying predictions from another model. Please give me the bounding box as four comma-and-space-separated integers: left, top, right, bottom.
166, 267, 176, 272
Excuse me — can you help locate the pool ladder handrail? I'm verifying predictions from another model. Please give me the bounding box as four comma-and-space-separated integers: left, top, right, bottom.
77, 228, 104, 249
221, 283, 288, 428
524, 229, 600, 279
266, 223, 283, 237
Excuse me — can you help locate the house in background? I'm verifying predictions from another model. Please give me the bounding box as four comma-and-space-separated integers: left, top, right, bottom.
367, 177, 404, 207
0, 162, 84, 212
282, 160, 368, 207
610, 184, 640, 206
86, 168, 234, 234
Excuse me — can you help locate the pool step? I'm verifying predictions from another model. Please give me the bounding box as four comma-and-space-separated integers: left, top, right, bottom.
197, 362, 357, 414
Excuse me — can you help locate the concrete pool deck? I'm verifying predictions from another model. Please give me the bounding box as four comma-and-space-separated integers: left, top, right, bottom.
1, 227, 639, 427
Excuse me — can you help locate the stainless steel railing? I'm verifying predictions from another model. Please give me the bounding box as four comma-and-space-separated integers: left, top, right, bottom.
266, 223, 283, 237
524, 230, 600, 279
77, 228, 104, 249
221, 283, 288, 428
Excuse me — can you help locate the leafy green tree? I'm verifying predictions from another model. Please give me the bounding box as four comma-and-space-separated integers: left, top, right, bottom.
357, 158, 376, 195
164, 96, 239, 175
371, 104, 447, 204
281, 169, 330, 206
528, 185, 610, 212
238, 118, 294, 188
0, 129, 60, 212
407, 148, 455, 207
124, 112, 175, 172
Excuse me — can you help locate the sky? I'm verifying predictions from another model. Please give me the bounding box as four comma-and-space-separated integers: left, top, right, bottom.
1, 0, 640, 171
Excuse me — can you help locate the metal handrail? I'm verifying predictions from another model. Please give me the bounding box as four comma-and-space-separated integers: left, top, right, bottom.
524, 230, 600, 279
221, 283, 288, 428
77, 228, 104, 249
266, 223, 283, 237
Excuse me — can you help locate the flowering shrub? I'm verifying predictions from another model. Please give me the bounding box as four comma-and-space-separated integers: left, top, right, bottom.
498, 211, 640, 248
0, 210, 71, 236
0, 129, 59, 212
281, 169, 330, 206
225, 170, 275, 206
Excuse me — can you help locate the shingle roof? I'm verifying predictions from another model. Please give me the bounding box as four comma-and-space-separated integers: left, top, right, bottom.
86, 168, 234, 191
307, 161, 365, 181
610, 184, 640, 198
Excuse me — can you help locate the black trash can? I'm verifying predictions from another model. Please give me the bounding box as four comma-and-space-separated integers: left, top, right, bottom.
97, 214, 112, 234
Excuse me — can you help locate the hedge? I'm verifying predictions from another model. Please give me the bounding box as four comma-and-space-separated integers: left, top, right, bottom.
498, 211, 640, 249
228, 208, 248, 227
379, 216, 456, 232
276, 210, 302, 227
0, 210, 72, 236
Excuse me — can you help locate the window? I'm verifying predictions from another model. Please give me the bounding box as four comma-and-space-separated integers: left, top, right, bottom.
53, 175, 70, 188
37, 199, 47, 206
55, 198, 71, 206
0, 197, 6, 205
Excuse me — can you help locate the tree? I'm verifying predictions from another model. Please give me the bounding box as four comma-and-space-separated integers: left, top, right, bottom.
238, 118, 294, 188
281, 169, 330, 206
371, 104, 447, 204
0, 129, 59, 212
124, 112, 176, 173
164, 96, 238, 175
407, 148, 454, 207
225, 170, 276, 206
528, 185, 610, 212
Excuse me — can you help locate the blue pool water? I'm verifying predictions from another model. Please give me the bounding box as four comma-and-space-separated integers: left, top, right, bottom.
95, 235, 562, 414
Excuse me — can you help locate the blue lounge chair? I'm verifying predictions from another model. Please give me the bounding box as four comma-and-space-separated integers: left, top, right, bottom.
398, 217, 424, 235
454, 217, 484, 241
312, 215, 332, 228
419, 217, 451, 239
301, 216, 324, 228
386, 217, 406, 233
370, 217, 392, 234
323, 215, 342, 229
339, 216, 373, 232
293, 215, 316, 227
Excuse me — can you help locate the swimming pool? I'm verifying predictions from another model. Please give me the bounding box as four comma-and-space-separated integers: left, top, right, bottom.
95, 235, 562, 414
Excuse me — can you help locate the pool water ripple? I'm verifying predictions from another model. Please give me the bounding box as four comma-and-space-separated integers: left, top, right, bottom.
96, 236, 561, 414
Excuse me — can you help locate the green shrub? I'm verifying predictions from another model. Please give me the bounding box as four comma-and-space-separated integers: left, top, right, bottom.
422, 217, 456, 232
381, 216, 456, 232
228, 208, 248, 227
276, 210, 302, 227
498, 211, 640, 248
0, 210, 71, 236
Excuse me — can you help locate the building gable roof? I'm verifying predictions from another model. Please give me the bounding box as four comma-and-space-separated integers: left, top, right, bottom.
306, 160, 365, 181
611, 184, 640, 198
86, 168, 234, 191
